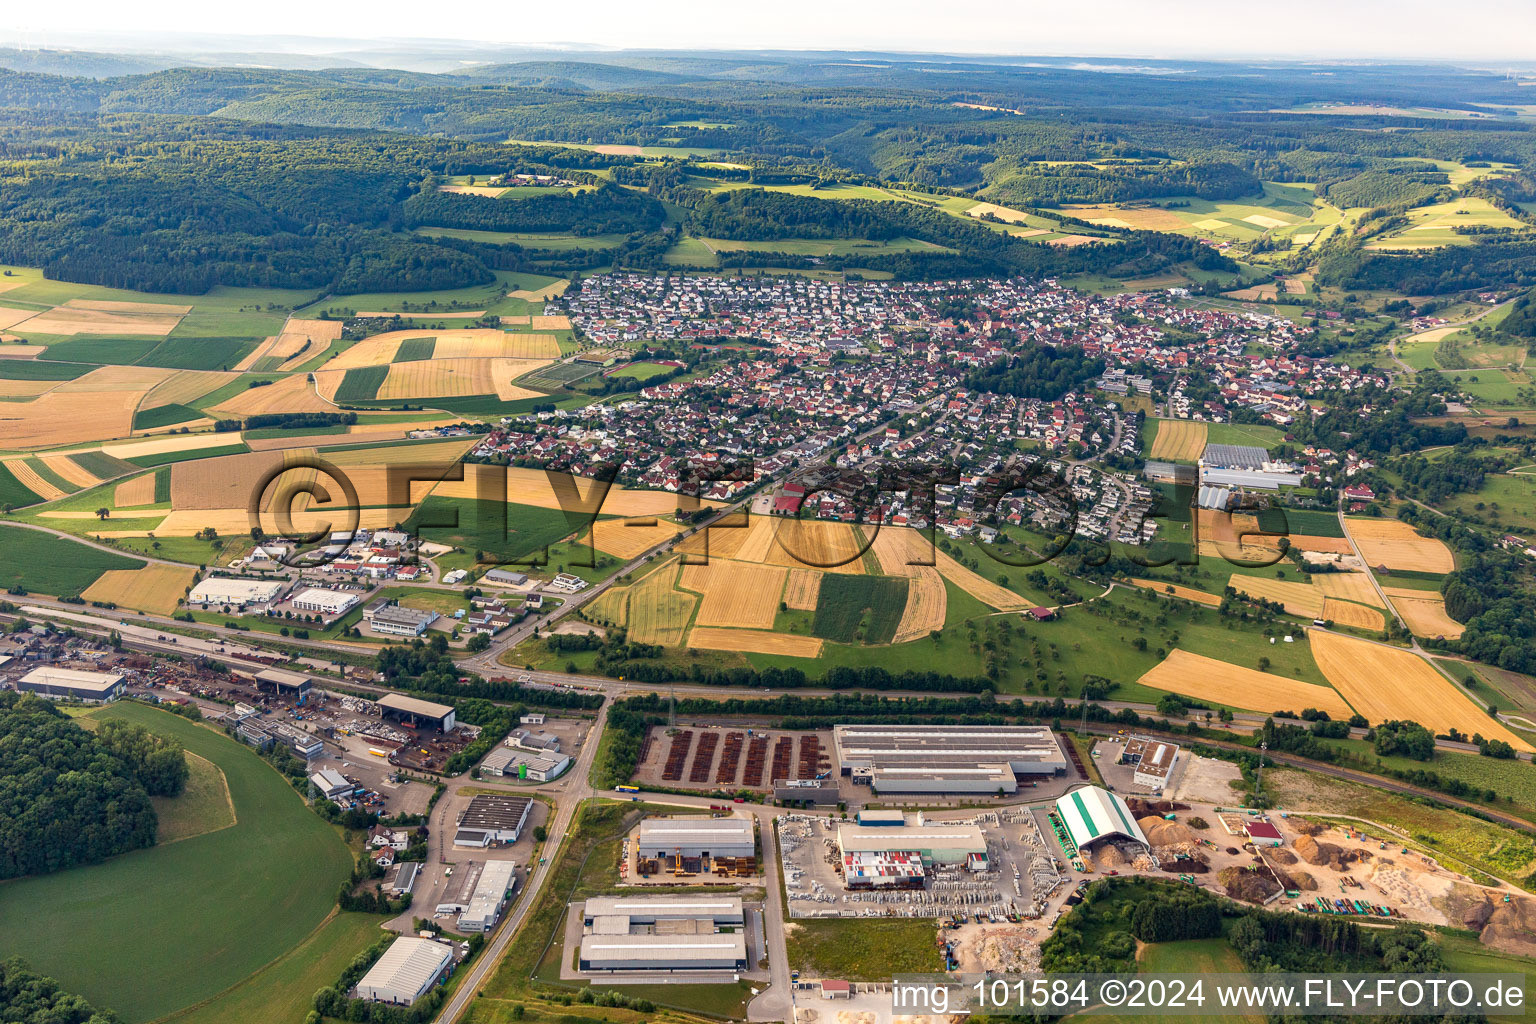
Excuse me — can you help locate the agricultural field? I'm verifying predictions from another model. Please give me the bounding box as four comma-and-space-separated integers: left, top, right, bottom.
1137, 648, 1353, 717
810, 573, 908, 644
1365, 196, 1527, 249
1146, 418, 1208, 461
686, 626, 824, 657
1386, 589, 1466, 639
81, 563, 196, 615
0, 702, 354, 1023
432, 464, 705, 518
678, 558, 787, 628
1343, 516, 1456, 573
587, 515, 685, 559
623, 563, 696, 645
0, 524, 143, 594
1308, 630, 1531, 751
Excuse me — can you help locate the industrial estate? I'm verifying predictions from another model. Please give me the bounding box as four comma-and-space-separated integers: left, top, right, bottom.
3, 16, 1536, 1024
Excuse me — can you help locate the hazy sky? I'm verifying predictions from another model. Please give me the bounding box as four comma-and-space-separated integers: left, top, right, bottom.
6, 0, 1536, 62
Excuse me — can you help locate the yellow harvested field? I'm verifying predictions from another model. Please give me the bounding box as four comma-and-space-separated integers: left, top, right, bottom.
1391, 595, 1466, 640
1139, 649, 1354, 719
321, 437, 476, 468
1344, 518, 1454, 574
765, 519, 868, 573
588, 517, 685, 559
585, 587, 628, 628
41, 455, 99, 489
1198, 509, 1287, 561
892, 566, 947, 644
1126, 579, 1223, 606
529, 316, 571, 331
434, 334, 558, 360
82, 563, 195, 616
113, 473, 158, 508
0, 308, 38, 331
375, 358, 523, 400
231, 318, 345, 371
1242, 213, 1290, 229
783, 569, 823, 611
0, 378, 58, 397
1322, 598, 1384, 631
246, 428, 408, 452
172, 449, 324, 510
678, 559, 786, 629
355, 310, 486, 319
1312, 573, 1384, 607
13, 302, 182, 336
1310, 630, 1530, 752
624, 565, 695, 646
509, 280, 568, 302
687, 627, 823, 658
1047, 234, 1100, 247
1289, 535, 1355, 555
1227, 574, 1324, 618
439, 184, 506, 197
2, 458, 66, 501
146, 505, 408, 538
101, 432, 242, 461
0, 365, 172, 448
870, 526, 1027, 610
141, 370, 238, 410
965, 202, 1033, 223
69, 299, 191, 314
209, 372, 334, 418
435, 464, 710, 517
1149, 419, 1208, 461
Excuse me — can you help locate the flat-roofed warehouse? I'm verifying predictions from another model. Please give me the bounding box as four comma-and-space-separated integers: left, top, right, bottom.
376, 692, 456, 732
1198, 443, 1302, 490
18, 667, 125, 703
1122, 736, 1180, 791
1054, 786, 1149, 852
354, 935, 454, 1005
636, 817, 754, 859
579, 896, 747, 972
186, 577, 286, 609
836, 821, 986, 864
454, 793, 532, 845
833, 724, 1067, 792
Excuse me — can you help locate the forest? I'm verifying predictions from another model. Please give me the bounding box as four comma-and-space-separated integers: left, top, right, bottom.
0, 958, 117, 1024
0, 694, 187, 881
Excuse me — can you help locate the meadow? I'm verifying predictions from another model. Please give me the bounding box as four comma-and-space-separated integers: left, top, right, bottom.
0, 702, 354, 1022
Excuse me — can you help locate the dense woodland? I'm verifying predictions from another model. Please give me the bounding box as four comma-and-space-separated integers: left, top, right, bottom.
0, 959, 118, 1024
0, 694, 187, 881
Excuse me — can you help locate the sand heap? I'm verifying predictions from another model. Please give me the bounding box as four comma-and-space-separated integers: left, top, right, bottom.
1266, 861, 1319, 891
1268, 848, 1299, 865
1294, 834, 1373, 871
1138, 816, 1198, 847
1097, 845, 1129, 869
976, 926, 1042, 973
1220, 866, 1281, 903
1478, 894, 1536, 958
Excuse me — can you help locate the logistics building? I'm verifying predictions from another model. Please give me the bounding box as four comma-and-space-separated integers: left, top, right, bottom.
479, 747, 570, 781
833, 723, 1067, 793
186, 577, 287, 609
578, 896, 747, 973
454, 793, 532, 845
456, 859, 518, 932
376, 692, 456, 732
353, 936, 454, 1005
1122, 736, 1180, 791
636, 817, 754, 860
17, 667, 125, 703
368, 605, 439, 636
1198, 443, 1303, 490
1053, 786, 1149, 852
289, 588, 360, 616
836, 819, 987, 865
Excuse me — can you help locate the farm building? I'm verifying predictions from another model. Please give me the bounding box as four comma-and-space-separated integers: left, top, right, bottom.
367, 605, 438, 636
376, 692, 456, 732
1121, 737, 1180, 790
836, 820, 987, 865
578, 897, 747, 973
186, 577, 286, 609
353, 936, 454, 1006
289, 587, 360, 616
457, 859, 519, 932
480, 747, 570, 781
636, 817, 754, 859
1053, 786, 1149, 852
17, 666, 125, 703
454, 793, 532, 845
833, 723, 1067, 792
1198, 443, 1302, 490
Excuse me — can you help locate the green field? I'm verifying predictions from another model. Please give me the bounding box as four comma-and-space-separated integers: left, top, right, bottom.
0, 462, 44, 507
784, 917, 943, 980
1438, 472, 1536, 534
0, 702, 354, 1022
133, 402, 205, 430
150, 750, 236, 843
606, 361, 675, 381
0, 357, 95, 380
334, 365, 390, 402
0, 523, 142, 593
407, 496, 592, 563
1276, 507, 1346, 537
393, 336, 437, 362
1366, 196, 1528, 249
126, 441, 250, 468
811, 573, 909, 644
415, 227, 629, 250
702, 235, 955, 256
141, 335, 263, 371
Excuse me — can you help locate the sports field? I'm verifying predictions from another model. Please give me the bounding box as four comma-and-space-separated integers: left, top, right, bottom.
1148, 419, 1208, 461
1343, 517, 1455, 573
1309, 631, 1532, 752
0, 702, 353, 1022
1138, 649, 1353, 718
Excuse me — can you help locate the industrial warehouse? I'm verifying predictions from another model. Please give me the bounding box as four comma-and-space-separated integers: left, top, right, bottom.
17, 666, 125, 702
353, 936, 456, 1005
636, 817, 755, 859
376, 692, 456, 732
832, 723, 1068, 794
433, 859, 519, 933
1121, 736, 1181, 792
576, 896, 748, 973
1052, 786, 1150, 854
453, 794, 532, 846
